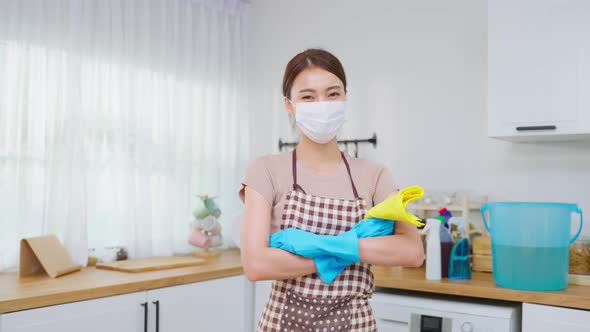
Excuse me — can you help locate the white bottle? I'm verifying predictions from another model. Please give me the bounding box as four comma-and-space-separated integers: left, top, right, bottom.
424, 218, 442, 280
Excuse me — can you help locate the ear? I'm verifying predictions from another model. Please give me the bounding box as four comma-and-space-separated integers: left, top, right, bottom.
284, 97, 295, 116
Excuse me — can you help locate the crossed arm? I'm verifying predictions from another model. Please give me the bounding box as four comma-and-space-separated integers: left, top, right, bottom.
240, 187, 425, 282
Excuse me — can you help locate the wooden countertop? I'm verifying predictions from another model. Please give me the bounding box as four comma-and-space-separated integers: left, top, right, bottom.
0, 249, 243, 314
3, 250, 590, 314
373, 266, 590, 310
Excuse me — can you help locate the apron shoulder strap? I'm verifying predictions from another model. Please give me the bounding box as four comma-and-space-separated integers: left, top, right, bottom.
292, 150, 307, 194
291, 149, 359, 199
341, 152, 360, 199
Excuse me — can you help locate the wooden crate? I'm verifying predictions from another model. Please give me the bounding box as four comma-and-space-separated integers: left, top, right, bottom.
473, 236, 492, 256
472, 254, 493, 273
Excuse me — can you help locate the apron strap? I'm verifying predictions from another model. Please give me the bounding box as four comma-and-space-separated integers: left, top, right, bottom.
292, 149, 307, 194
341, 151, 360, 199
291, 150, 360, 199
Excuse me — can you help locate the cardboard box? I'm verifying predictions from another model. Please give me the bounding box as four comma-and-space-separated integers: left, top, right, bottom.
20, 235, 81, 278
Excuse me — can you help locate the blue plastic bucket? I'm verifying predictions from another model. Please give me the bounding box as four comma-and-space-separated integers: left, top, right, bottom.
481, 202, 583, 291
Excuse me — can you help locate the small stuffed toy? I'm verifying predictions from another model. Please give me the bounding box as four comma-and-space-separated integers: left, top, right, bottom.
188, 195, 223, 257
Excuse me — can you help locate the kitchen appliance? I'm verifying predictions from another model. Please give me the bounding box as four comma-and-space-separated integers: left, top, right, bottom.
370, 289, 521, 332
481, 202, 583, 291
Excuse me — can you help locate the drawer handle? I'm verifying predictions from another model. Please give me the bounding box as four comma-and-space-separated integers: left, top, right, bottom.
153, 301, 160, 332
516, 125, 557, 131
141, 302, 148, 332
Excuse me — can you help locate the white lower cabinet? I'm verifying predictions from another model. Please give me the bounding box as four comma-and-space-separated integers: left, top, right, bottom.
0, 291, 146, 332
0, 276, 251, 332
522, 303, 590, 332
147, 275, 249, 332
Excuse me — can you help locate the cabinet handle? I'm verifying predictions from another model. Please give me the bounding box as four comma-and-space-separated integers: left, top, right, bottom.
152, 300, 160, 332
377, 318, 408, 327
141, 302, 148, 332
516, 125, 557, 131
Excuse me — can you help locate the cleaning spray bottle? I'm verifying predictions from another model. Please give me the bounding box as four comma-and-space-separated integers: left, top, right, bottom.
424, 218, 442, 280
448, 217, 472, 280
448, 217, 469, 243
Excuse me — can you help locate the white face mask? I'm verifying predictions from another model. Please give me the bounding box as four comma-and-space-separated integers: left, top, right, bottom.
291, 100, 347, 144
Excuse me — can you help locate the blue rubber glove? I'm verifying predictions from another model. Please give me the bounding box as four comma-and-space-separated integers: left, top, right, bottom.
314, 254, 349, 284
313, 218, 396, 283
269, 227, 360, 263
354, 217, 395, 238
270, 218, 396, 284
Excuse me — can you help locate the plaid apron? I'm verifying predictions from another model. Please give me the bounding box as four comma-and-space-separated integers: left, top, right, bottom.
257, 150, 376, 332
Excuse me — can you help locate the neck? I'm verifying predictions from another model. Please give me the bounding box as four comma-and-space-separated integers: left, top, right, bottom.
296, 135, 342, 172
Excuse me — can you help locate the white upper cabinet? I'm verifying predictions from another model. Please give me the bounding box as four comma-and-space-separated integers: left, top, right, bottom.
488, 0, 590, 141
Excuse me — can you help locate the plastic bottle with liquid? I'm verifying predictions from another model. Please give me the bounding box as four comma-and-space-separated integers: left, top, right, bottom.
424, 218, 442, 280
439, 222, 454, 278
448, 217, 472, 280
438, 208, 453, 229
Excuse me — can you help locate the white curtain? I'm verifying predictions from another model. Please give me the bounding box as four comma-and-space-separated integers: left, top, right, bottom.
0, 0, 249, 271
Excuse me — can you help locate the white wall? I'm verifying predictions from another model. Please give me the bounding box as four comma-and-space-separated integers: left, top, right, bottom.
243, 0, 590, 237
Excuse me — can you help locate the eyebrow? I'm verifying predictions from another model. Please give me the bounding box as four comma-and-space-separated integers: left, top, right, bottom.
298, 85, 343, 94
298, 88, 316, 94
326, 85, 342, 91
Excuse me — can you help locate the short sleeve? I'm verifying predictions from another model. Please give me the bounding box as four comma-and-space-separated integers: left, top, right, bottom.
372, 166, 398, 206
239, 157, 275, 207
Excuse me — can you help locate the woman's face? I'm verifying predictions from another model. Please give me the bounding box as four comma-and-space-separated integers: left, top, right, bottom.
285, 67, 346, 116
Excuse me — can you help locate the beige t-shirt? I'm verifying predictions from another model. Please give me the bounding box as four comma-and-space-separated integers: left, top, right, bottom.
239, 151, 398, 234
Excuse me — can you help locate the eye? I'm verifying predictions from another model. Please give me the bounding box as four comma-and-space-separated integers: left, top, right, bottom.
301, 95, 314, 101
329, 92, 341, 98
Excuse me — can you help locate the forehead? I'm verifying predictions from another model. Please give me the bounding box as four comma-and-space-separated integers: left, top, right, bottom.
291, 67, 344, 92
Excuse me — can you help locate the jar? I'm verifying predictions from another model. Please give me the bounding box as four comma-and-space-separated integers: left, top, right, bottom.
87, 248, 98, 267
569, 238, 590, 275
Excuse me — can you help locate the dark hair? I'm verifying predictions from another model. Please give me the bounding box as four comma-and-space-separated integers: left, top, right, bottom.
282, 48, 347, 99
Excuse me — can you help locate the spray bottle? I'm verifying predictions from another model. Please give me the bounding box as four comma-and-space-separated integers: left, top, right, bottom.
424, 218, 442, 280
448, 217, 472, 280
448, 217, 469, 243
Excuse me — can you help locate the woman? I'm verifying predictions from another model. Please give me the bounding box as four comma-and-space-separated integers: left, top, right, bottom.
240, 49, 424, 331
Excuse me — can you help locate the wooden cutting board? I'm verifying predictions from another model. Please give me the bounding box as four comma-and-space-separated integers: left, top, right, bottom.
96, 256, 207, 273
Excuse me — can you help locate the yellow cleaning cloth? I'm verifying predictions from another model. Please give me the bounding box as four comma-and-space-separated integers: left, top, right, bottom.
364, 185, 425, 227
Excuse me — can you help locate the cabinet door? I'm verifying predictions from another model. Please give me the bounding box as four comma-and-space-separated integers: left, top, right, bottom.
0, 292, 147, 332
488, 0, 590, 139
523, 303, 590, 332
147, 275, 250, 332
